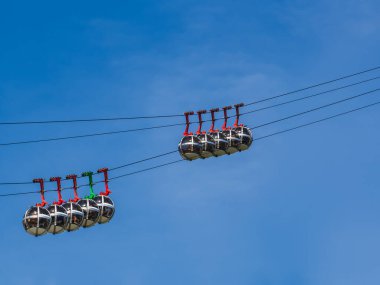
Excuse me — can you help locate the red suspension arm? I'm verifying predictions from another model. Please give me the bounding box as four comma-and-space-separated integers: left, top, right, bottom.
234, 103, 244, 128
209, 108, 220, 133
222, 106, 232, 130
183, 111, 194, 136
196, 110, 207, 135
66, 174, 80, 202
98, 168, 111, 196
34, 178, 47, 207
51, 177, 64, 205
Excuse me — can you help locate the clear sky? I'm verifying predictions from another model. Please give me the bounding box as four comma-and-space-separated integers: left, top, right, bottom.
0, 1, 380, 284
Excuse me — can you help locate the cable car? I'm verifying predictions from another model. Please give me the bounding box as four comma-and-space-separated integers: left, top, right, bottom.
93, 195, 115, 224
46, 177, 69, 235
63, 174, 84, 232
232, 103, 253, 151
47, 204, 68, 234
22, 206, 51, 237
62, 202, 85, 232
93, 168, 115, 224
208, 108, 228, 157
77, 198, 100, 228
78, 172, 101, 228
221, 106, 241, 154
22, 178, 51, 237
178, 111, 202, 160
222, 129, 240, 154
178, 136, 202, 160
233, 126, 253, 151
197, 133, 216, 158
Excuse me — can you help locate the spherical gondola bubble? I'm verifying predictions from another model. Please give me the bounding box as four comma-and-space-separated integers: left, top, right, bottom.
209, 131, 228, 157
93, 195, 115, 224
77, 199, 100, 228
197, 133, 216, 158
222, 129, 241, 154
47, 204, 69, 234
178, 135, 202, 160
22, 206, 51, 237
233, 126, 253, 151
62, 202, 84, 232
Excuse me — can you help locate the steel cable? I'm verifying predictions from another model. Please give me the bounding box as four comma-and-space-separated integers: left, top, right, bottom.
0, 99, 379, 197
0, 66, 378, 126
1, 82, 378, 147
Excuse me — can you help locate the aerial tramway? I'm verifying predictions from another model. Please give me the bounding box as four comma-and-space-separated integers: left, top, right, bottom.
178, 103, 253, 160
13, 65, 380, 237
22, 103, 253, 237
22, 169, 115, 236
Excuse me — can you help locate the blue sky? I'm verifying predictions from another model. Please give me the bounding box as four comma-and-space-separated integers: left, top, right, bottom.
0, 1, 380, 284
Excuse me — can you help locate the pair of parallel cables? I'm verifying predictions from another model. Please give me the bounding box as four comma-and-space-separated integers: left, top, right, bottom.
0, 69, 379, 146
0, 66, 379, 197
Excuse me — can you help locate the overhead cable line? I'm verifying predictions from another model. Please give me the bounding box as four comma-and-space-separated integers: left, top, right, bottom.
109, 159, 184, 181
0, 150, 179, 186
244, 66, 380, 106
0, 114, 184, 126
1, 85, 378, 147
0, 190, 38, 197
241, 76, 380, 115
0, 87, 378, 185
249, 88, 379, 130
254, 100, 380, 141
0, 160, 184, 197
0, 87, 378, 186
0, 66, 379, 126
0, 99, 379, 198
0, 123, 184, 146
108, 150, 178, 172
